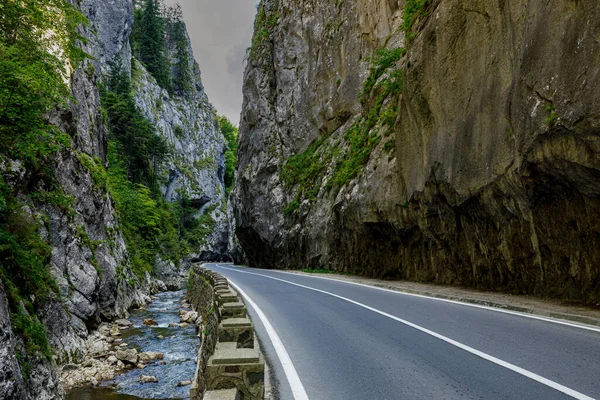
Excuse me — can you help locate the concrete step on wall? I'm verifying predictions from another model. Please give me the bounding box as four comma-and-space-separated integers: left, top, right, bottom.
221, 302, 246, 318
203, 389, 240, 400
189, 265, 264, 400
218, 318, 254, 349
207, 346, 264, 400
218, 293, 239, 306
216, 341, 238, 351
210, 347, 260, 365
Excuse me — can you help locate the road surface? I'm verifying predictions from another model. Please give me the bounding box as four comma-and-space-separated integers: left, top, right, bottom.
205, 263, 600, 400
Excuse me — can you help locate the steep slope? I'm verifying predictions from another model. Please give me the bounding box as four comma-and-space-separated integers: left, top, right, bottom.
0, 0, 228, 397
132, 53, 228, 265
232, 0, 600, 304
231, 0, 406, 269
0, 1, 148, 397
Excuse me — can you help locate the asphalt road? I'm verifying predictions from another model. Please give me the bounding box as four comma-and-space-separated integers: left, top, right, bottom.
205, 263, 600, 400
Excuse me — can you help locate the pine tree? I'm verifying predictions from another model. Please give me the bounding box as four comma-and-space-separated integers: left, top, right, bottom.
102, 56, 168, 186
168, 4, 192, 95
138, 0, 170, 89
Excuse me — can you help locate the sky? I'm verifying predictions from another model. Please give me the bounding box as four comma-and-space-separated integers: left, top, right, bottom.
164, 0, 258, 125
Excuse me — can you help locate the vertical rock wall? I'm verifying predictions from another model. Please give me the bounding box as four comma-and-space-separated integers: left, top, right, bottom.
0, 0, 230, 397
232, 0, 406, 269
232, 0, 600, 303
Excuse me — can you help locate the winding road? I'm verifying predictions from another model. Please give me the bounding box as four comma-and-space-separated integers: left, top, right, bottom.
205, 263, 600, 400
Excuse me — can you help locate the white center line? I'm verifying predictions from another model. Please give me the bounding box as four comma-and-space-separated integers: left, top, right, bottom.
214, 264, 595, 400
220, 269, 310, 400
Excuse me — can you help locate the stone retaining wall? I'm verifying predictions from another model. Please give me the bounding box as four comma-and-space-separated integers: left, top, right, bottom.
188, 264, 264, 400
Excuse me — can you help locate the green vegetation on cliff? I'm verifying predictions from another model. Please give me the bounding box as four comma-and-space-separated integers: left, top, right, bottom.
219, 116, 238, 195
248, 1, 279, 62
132, 0, 170, 88
103, 56, 169, 188
0, 0, 89, 364
402, 0, 433, 40
101, 57, 215, 277
282, 47, 405, 212
167, 4, 192, 94
131, 0, 192, 95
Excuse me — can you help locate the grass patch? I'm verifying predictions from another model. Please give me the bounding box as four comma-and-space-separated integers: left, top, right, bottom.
248, 1, 280, 62
402, 0, 433, 41
301, 268, 351, 276
545, 104, 559, 126
281, 47, 405, 211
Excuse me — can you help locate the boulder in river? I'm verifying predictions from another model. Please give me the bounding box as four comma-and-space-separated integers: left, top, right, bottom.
115, 319, 133, 327
115, 349, 138, 364
177, 380, 192, 387
138, 351, 164, 363
110, 327, 122, 336
179, 311, 198, 323
140, 375, 158, 383
143, 319, 158, 326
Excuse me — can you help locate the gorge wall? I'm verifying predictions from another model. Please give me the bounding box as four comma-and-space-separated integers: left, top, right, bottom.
231, 0, 600, 304
0, 0, 228, 398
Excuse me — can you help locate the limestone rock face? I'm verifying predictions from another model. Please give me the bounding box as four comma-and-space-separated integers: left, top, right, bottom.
233, 0, 600, 303
232, 0, 404, 270
394, 0, 600, 302
132, 22, 228, 264
36, 0, 156, 368
78, 0, 134, 73
0, 283, 26, 400
0, 0, 229, 397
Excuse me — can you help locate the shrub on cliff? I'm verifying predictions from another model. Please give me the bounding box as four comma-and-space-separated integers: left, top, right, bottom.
0, 0, 89, 365
219, 116, 239, 195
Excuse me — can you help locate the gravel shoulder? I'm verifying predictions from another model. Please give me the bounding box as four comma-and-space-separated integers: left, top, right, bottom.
282, 270, 600, 328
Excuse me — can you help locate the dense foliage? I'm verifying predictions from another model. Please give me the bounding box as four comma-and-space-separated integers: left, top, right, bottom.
102, 55, 169, 187
101, 56, 215, 275
132, 0, 170, 88
102, 57, 175, 275
402, 0, 433, 41
131, 0, 192, 95
167, 4, 192, 94
0, 0, 89, 362
219, 116, 238, 195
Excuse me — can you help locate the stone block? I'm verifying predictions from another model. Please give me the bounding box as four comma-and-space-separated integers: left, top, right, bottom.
218, 293, 239, 306
218, 318, 253, 348
216, 342, 238, 351
204, 389, 240, 400
207, 349, 264, 400
220, 302, 246, 318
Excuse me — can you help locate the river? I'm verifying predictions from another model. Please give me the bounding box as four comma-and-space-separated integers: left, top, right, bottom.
67, 290, 199, 400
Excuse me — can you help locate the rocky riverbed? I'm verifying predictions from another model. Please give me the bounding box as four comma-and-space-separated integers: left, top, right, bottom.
65, 290, 200, 399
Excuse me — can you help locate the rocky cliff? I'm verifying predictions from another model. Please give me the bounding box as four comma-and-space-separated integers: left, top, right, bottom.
132, 29, 228, 268
232, 0, 600, 304
0, 0, 228, 397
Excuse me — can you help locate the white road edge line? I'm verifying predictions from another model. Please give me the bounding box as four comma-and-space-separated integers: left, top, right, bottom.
250, 266, 600, 334
214, 264, 595, 400
221, 272, 310, 400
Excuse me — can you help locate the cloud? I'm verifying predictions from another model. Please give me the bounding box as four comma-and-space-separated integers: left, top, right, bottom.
163, 0, 257, 125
